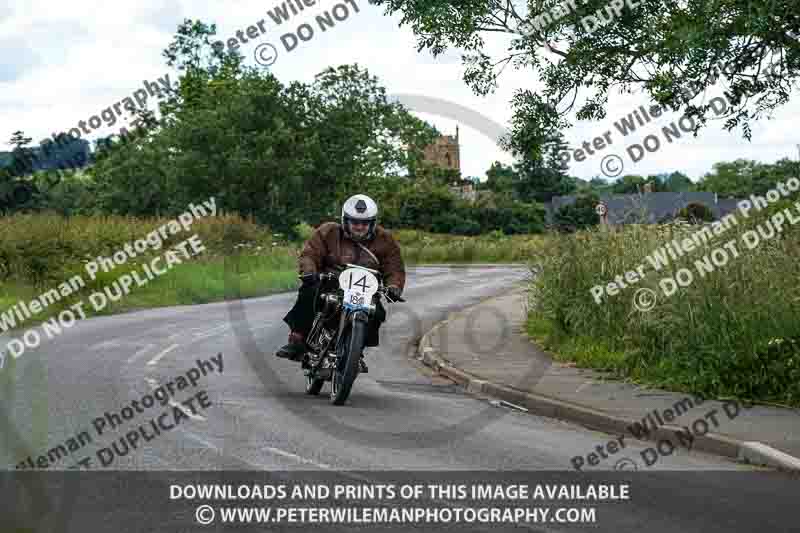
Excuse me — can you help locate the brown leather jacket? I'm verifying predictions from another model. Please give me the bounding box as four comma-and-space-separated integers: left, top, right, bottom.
298, 222, 406, 291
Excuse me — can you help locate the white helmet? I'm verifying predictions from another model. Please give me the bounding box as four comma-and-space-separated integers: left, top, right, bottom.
341, 194, 378, 242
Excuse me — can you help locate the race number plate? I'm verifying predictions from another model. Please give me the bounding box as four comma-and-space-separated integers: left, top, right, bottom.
339, 267, 379, 310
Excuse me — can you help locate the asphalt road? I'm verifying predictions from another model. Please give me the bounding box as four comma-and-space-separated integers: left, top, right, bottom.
1, 265, 796, 532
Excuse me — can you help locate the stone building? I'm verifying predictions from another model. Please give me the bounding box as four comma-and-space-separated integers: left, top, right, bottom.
421, 126, 480, 202
449, 179, 477, 202
422, 126, 461, 172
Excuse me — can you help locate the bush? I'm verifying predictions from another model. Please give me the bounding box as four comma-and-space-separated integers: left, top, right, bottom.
380, 180, 545, 235
429, 212, 463, 234
291, 221, 314, 242
0, 212, 274, 287
451, 218, 481, 236
677, 202, 715, 223
553, 194, 600, 232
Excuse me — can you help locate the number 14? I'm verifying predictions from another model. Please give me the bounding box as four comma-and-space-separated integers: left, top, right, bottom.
348, 273, 369, 291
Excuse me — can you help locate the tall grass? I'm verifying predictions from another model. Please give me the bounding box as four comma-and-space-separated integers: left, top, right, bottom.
395, 229, 549, 264
528, 200, 800, 406
0, 213, 298, 329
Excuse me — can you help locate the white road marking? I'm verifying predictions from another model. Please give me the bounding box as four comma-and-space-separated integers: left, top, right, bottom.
146, 343, 179, 366
144, 377, 205, 421
90, 340, 122, 351
574, 380, 594, 393
127, 343, 155, 364
194, 324, 229, 338
179, 428, 332, 469
246, 324, 274, 331
168, 400, 205, 421
175, 426, 558, 532
180, 429, 224, 452
260, 446, 333, 469
193, 331, 231, 342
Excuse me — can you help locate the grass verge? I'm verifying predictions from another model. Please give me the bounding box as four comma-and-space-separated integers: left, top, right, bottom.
526, 200, 800, 407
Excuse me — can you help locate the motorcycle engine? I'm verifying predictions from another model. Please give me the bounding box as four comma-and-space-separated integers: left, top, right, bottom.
309, 327, 334, 359
320, 293, 341, 317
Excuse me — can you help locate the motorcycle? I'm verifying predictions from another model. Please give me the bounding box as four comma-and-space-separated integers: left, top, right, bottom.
300, 263, 405, 405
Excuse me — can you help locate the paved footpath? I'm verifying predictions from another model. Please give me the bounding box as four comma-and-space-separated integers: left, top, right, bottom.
419, 286, 800, 471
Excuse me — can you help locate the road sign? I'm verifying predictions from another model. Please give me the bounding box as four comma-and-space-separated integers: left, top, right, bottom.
595, 202, 607, 216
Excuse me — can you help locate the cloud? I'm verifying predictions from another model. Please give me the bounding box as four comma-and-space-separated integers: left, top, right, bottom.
0, 20, 91, 84
0, 39, 40, 82
0, 4, 13, 23
1, 0, 797, 180
133, 0, 186, 34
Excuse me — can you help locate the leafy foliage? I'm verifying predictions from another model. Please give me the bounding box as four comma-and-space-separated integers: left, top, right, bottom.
696, 157, 800, 197
370, 0, 800, 145
677, 202, 715, 222
552, 193, 601, 232
376, 178, 545, 235
84, 20, 438, 232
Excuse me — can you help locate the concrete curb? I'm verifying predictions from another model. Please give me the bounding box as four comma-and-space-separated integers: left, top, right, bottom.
416, 289, 800, 473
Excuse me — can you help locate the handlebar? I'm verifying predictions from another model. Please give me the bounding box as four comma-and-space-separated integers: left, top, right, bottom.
379, 286, 406, 303
299, 269, 406, 303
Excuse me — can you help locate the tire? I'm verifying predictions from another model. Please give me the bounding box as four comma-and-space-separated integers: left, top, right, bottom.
330, 318, 365, 406
305, 373, 325, 395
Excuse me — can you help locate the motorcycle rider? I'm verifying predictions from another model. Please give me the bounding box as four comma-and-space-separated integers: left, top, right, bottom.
275, 194, 405, 372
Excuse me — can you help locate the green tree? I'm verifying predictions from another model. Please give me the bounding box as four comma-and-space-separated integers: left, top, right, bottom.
502, 112, 574, 203
587, 176, 613, 196
370, 0, 799, 144
484, 161, 516, 194
89, 19, 438, 231
7, 131, 34, 176
664, 171, 694, 192
678, 202, 715, 223
409, 160, 461, 184
612, 174, 646, 194
696, 159, 762, 197
553, 193, 601, 232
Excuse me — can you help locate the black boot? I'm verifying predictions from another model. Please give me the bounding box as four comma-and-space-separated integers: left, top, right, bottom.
276, 332, 306, 361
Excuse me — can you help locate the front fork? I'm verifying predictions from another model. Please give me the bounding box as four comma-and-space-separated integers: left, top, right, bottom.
334, 308, 370, 370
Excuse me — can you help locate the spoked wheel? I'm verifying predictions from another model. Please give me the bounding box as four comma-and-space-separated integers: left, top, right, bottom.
305, 373, 325, 395
330, 320, 365, 406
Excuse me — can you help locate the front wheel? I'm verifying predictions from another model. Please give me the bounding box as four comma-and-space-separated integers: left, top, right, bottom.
330, 318, 365, 405
305, 373, 325, 395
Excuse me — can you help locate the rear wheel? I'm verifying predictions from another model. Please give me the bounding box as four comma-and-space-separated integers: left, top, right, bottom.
330, 318, 365, 406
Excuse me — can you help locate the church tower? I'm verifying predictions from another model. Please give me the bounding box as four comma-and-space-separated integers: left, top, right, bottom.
422, 126, 460, 172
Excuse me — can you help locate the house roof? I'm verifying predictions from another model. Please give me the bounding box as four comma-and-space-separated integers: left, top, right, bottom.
548, 192, 742, 224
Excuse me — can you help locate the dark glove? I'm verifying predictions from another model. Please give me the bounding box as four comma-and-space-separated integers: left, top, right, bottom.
300, 272, 320, 287
386, 285, 402, 301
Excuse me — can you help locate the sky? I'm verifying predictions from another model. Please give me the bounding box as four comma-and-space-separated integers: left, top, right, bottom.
1, 0, 798, 182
